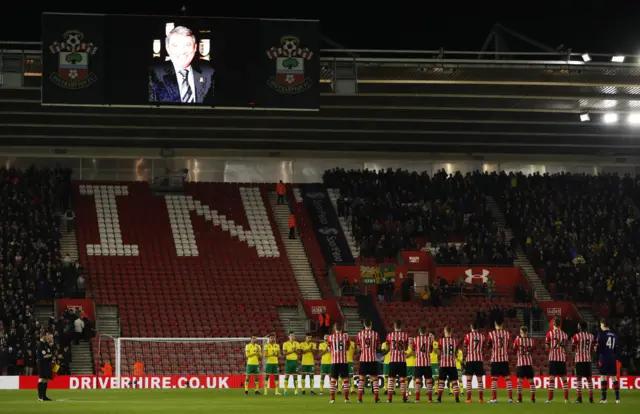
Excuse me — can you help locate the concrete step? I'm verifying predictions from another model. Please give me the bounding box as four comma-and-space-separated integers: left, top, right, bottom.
486, 196, 552, 300
269, 192, 322, 300
278, 307, 307, 336
70, 340, 94, 375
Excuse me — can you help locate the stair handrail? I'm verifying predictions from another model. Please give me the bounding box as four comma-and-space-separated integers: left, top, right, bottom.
327, 265, 342, 297
296, 295, 312, 334
335, 300, 345, 330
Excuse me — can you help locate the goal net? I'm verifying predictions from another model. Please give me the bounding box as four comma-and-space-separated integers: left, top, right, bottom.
112, 337, 268, 388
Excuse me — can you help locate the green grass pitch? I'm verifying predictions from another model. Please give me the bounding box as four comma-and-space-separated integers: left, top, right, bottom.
0, 389, 635, 413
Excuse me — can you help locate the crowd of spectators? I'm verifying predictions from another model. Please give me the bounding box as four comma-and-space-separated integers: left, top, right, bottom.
323, 168, 514, 265
0, 167, 75, 376
482, 171, 640, 373
326, 168, 640, 372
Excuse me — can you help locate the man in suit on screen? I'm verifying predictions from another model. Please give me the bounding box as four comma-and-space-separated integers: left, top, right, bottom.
149, 25, 214, 104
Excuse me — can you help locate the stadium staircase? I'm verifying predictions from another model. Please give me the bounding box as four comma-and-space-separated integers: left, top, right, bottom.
268, 192, 322, 300
342, 306, 362, 335
287, 186, 332, 298
357, 295, 387, 339
96, 305, 121, 337
277, 307, 307, 336
35, 304, 54, 328
486, 196, 551, 300
70, 341, 93, 374
327, 189, 359, 258
60, 228, 79, 264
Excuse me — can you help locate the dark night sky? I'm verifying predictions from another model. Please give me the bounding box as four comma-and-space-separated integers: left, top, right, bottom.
4, 1, 640, 54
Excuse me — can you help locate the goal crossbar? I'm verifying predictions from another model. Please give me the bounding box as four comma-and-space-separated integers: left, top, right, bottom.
115, 337, 269, 378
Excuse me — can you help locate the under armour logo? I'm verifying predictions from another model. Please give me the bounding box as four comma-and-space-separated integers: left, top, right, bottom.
318, 227, 338, 235
305, 192, 325, 200
464, 269, 490, 284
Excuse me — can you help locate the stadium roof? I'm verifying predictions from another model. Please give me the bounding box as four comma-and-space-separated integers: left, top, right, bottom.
2, 42, 640, 156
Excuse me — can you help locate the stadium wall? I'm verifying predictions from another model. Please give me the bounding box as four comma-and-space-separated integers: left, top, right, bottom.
5, 376, 640, 390
2, 154, 638, 184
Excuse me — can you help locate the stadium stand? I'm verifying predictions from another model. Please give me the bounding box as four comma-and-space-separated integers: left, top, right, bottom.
78, 182, 300, 374
377, 291, 547, 373
323, 168, 515, 265
489, 171, 640, 372
0, 167, 73, 376
285, 185, 332, 300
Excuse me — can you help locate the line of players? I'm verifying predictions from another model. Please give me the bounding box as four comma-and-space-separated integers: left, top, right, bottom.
244, 316, 621, 404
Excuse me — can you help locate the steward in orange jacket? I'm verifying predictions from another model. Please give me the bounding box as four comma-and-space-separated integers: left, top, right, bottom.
276, 181, 286, 205
288, 213, 296, 239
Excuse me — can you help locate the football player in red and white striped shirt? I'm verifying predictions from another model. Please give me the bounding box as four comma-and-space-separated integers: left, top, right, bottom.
385, 320, 409, 403
327, 322, 351, 403
412, 326, 434, 403
437, 326, 461, 403
545, 316, 569, 403
463, 322, 485, 403
571, 321, 595, 404
356, 319, 380, 403
513, 326, 536, 403
487, 318, 513, 403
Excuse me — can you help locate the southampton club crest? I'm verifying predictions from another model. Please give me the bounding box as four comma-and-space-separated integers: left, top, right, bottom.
48, 30, 98, 89
266, 35, 314, 94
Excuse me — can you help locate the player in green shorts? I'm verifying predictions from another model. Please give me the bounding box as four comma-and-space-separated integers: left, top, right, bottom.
263, 334, 282, 395
430, 335, 440, 383
244, 336, 262, 395
318, 335, 332, 395
406, 344, 416, 395
299, 334, 317, 395
381, 341, 391, 391
282, 332, 301, 395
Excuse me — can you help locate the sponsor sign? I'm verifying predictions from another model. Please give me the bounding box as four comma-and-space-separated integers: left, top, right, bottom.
18, 375, 239, 389
436, 266, 528, 287
9, 375, 640, 390
300, 185, 354, 266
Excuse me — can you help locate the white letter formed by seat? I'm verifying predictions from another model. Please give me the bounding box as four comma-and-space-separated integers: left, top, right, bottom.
80, 185, 139, 256
165, 187, 280, 258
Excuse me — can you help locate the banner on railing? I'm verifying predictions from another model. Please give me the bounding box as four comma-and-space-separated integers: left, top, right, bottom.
334, 265, 409, 287
300, 300, 343, 323
56, 299, 96, 320
435, 266, 527, 288
7, 375, 640, 390
300, 184, 354, 266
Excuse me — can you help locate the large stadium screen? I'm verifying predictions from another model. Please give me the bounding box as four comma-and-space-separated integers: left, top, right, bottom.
41, 13, 320, 110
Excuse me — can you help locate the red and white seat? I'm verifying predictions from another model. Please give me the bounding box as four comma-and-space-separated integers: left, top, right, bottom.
77, 182, 299, 374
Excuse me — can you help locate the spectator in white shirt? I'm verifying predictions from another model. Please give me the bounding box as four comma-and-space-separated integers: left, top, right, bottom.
73, 317, 85, 345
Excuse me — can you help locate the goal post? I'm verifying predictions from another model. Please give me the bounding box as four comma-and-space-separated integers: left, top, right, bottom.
114, 337, 269, 383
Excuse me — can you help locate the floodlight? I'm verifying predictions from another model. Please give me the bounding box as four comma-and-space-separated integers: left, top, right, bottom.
628, 113, 640, 124
603, 113, 619, 123
612, 56, 625, 63
580, 113, 590, 122
582, 53, 591, 62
